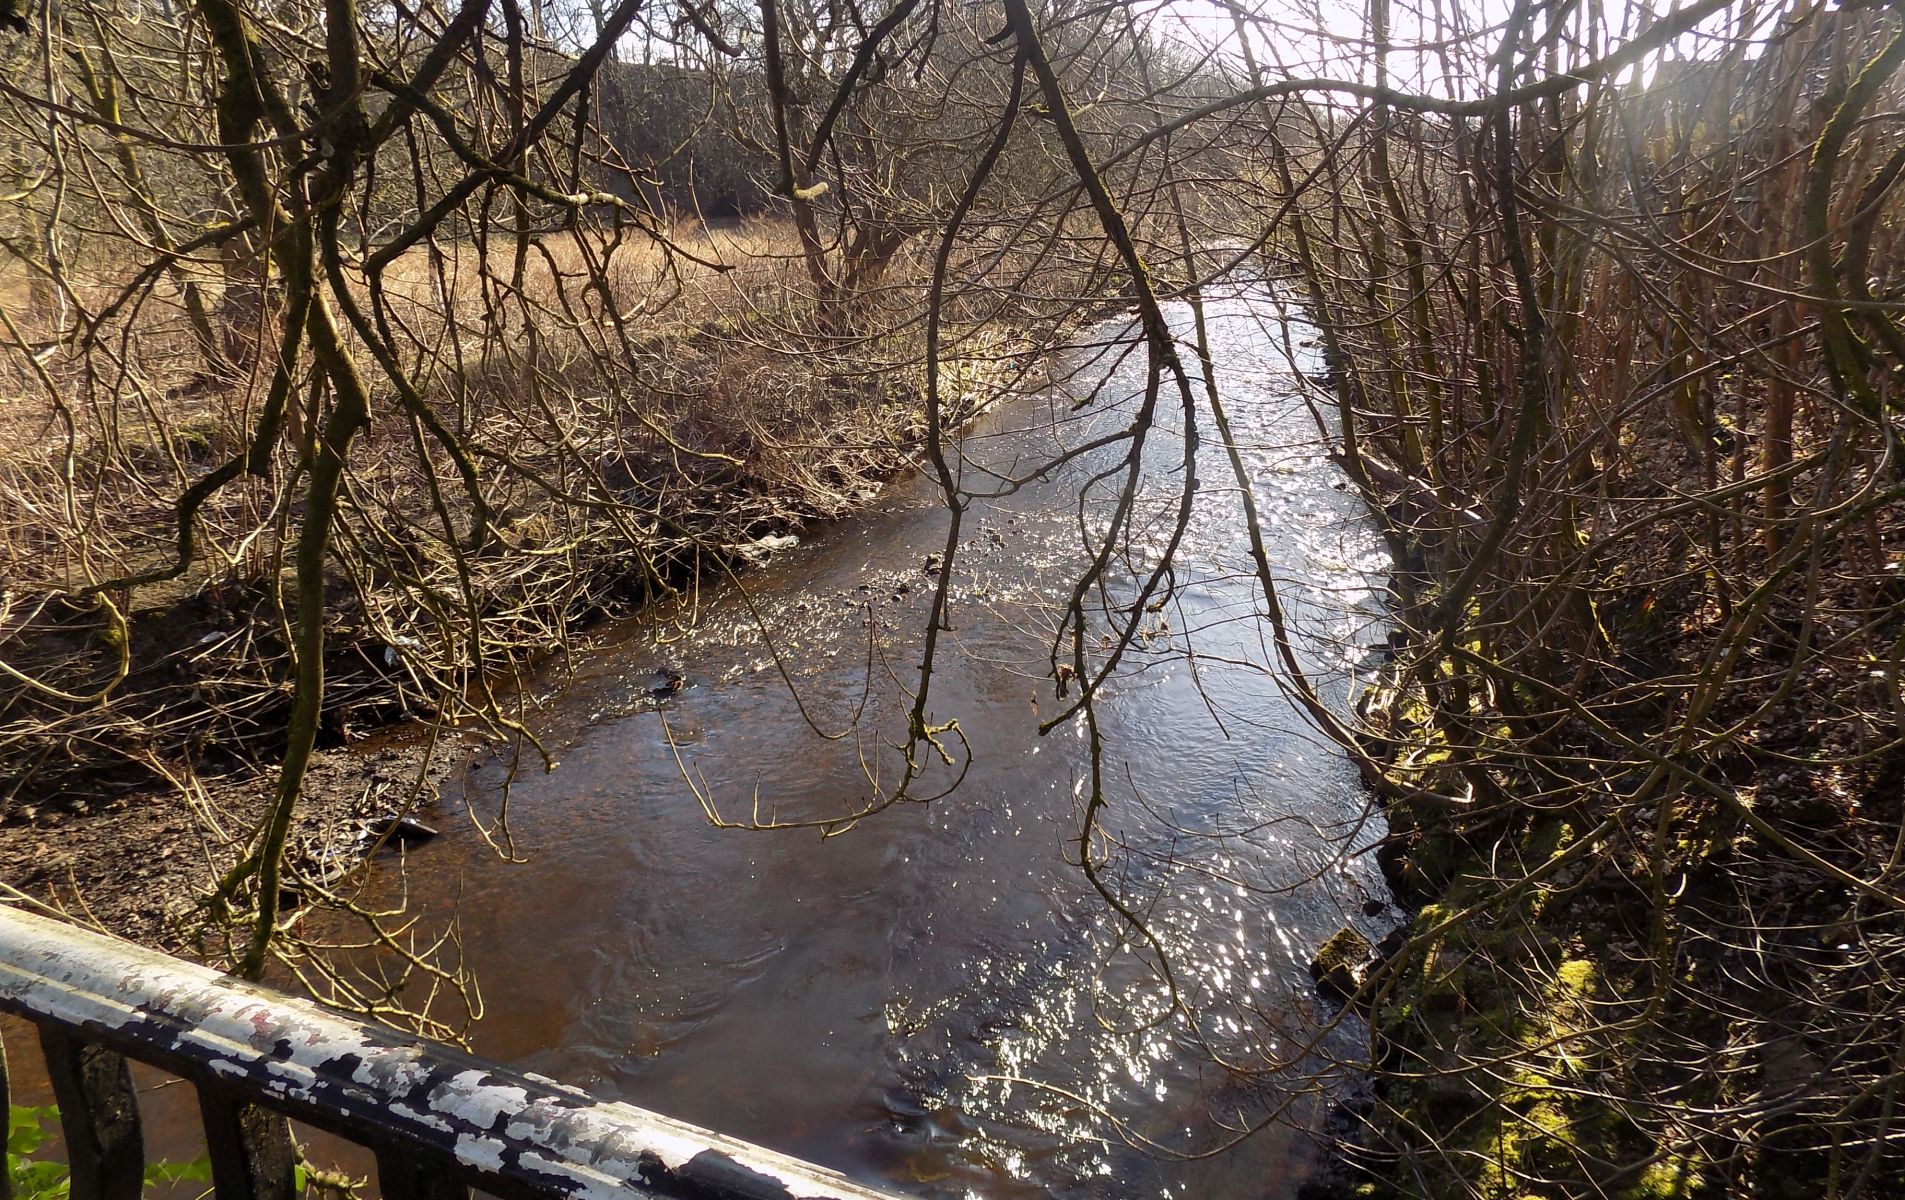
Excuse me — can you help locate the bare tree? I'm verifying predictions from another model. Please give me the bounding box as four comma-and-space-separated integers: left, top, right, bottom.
2, 0, 1904, 1193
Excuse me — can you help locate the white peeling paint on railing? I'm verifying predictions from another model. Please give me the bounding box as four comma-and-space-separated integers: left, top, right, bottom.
0, 904, 905, 1200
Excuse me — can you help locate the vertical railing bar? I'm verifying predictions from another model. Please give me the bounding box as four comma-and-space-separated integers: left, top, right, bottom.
375, 1147, 474, 1200
37, 1024, 145, 1200
198, 1082, 299, 1200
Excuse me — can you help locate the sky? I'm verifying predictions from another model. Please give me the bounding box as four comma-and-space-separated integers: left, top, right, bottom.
1154, 0, 1781, 96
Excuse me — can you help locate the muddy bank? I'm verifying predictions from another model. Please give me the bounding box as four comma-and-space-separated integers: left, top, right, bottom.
0, 731, 460, 953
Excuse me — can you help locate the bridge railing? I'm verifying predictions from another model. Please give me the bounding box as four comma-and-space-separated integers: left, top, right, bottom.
0, 904, 905, 1200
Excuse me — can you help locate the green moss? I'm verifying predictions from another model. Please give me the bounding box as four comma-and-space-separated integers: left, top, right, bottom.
1523, 816, 1577, 864
1312, 925, 1373, 1003
166, 410, 229, 457
1363, 814, 1704, 1200
94, 618, 126, 653
1554, 958, 1596, 998
1618, 1156, 1701, 1200
1401, 834, 1462, 898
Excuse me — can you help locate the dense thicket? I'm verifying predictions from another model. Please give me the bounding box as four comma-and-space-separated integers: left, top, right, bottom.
1280, 3, 1905, 1195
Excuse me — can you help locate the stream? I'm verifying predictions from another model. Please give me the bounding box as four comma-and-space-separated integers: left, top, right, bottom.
381, 282, 1395, 1197
18, 283, 1396, 1198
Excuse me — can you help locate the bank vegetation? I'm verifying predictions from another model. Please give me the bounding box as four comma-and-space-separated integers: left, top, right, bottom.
1285, 2, 1905, 1196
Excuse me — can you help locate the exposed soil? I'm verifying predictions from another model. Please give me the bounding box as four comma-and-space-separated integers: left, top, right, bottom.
0, 730, 462, 954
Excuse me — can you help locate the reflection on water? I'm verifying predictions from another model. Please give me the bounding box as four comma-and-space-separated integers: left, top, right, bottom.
366, 284, 1394, 1197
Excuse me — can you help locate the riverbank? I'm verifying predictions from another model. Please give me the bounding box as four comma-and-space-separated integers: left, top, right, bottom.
1305, 437, 1905, 1198
0, 220, 1110, 958
1293, 246, 1905, 1200
0, 732, 460, 951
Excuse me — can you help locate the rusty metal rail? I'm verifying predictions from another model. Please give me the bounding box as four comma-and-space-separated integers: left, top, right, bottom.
0, 904, 905, 1200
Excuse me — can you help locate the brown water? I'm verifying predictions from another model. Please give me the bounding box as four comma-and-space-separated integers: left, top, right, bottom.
375, 284, 1396, 1197
10, 284, 1395, 1197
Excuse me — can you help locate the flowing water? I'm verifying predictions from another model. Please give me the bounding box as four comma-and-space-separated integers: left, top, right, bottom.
374, 283, 1396, 1197
14, 284, 1395, 1197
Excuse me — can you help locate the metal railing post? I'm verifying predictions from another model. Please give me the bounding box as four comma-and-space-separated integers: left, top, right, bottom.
197, 1082, 298, 1200
37, 1025, 144, 1200
375, 1147, 473, 1200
